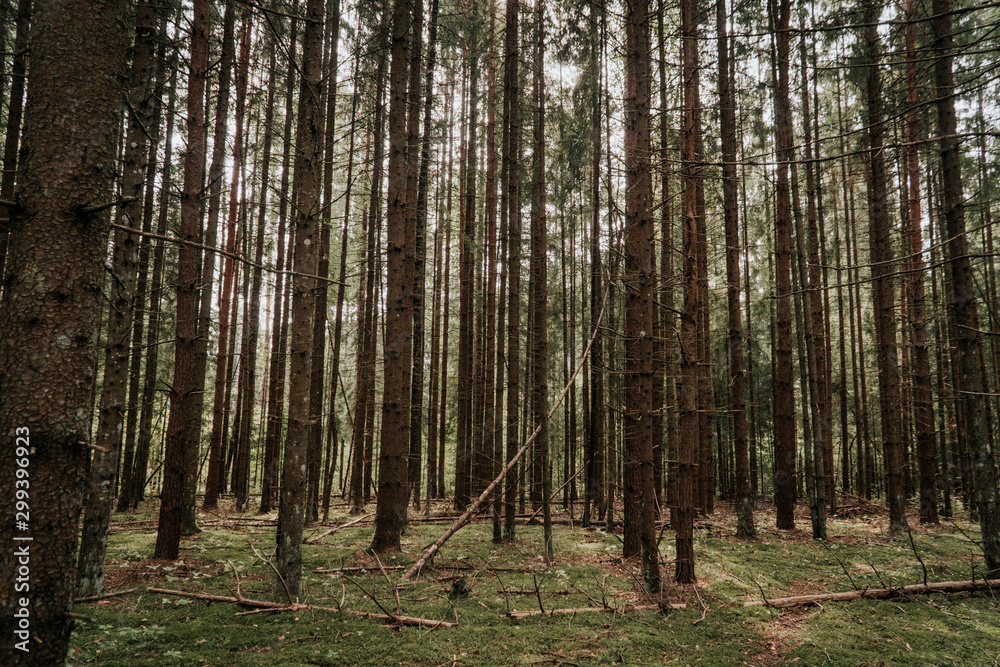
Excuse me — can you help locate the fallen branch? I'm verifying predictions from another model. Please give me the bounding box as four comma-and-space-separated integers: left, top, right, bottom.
744, 578, 1000, 608
401, 287, 609, 582
506, 602, 685, 619
304, 513, 369, 544
74, 588, 141, 604
147, 587, 455, 628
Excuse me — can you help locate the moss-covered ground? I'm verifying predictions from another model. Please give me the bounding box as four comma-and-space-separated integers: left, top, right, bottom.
68, 500, 1000, 665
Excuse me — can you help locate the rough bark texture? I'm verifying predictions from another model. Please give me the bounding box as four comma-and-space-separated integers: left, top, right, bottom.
0, 0, 128, 662
370, 0, 414, 553
718, 0, 754, 540
623, 0, 661, 591
155, 0, 210, 560
276, 0, 326, 595
932, 0, 1000, 574
863, 0, 907, 537
772, 0, 797, 530
676, 0, 699, 584
76, 0, 159, 598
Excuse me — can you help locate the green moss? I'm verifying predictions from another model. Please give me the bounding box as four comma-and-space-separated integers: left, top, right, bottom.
69, 509, 996, 666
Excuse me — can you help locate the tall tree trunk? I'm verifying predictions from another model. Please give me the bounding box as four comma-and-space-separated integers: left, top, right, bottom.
623, 0, 661, 591
863, 0, 907, 536
932, 0, 1000, 574
771, 0, 796, 530
76, 0, 160, 597
799, 34, 827, 539
676, 0, 700, 583
276, 0, 326, 596
584, 0, 605, 529
717, 0, 755, 540
904, 0, 938, 525
155, 0, 210, 560
502, 0, 521, 541
0, 0, 128, 660
370, 0, 415, 553
306, 0, 342, 524
530, 0, 552, 559
410, 0, 441, 508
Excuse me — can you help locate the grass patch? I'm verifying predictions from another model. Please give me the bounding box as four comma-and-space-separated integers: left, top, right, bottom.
69, 500, 998, 665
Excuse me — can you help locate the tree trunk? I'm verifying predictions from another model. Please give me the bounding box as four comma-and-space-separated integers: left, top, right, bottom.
276, 0, 326, 595
863, 0, 907, 537
76, 0, 160, 598
623, 0, 661, 591
932, 0, 1000, 574
370, 0, 414, 553
154, 0, 210, 560
0, 0, 30, 283
530, 0, 552, 558
0, 0, 128, 661
771, 0, 796, 530
903, 0, 938, 525
502, 0, 521, 542
717, 0, 754, 540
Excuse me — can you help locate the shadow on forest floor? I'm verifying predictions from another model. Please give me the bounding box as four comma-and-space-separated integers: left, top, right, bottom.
69, 497, 1000, 666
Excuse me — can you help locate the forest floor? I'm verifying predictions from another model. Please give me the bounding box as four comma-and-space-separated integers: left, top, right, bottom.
68, 498, 1000, 666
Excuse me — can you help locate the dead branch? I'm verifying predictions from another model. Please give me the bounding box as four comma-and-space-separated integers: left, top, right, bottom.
74, 588, 141, 604
505, 602, 685, 619
743, 578, 1000, 608
147, 587, 456, 628
401, 287, 609, 582
304, 513, 369, 544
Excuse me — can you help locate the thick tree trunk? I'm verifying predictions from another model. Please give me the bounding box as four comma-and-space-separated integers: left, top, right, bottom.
676, 0, 700, 584
622, 0, 661, 590
904, 0, 938, 525
502, 0, 521, 542
0, 0, 128, 662
370, 0, 414, 553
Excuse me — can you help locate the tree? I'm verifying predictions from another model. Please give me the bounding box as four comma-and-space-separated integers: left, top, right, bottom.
276, 0, 327, 595
862, 0, 907, 537
76, 0, 160, 597
622, 0, 661, 591
0, 0, 129, 662
370, 0, 415, 553
717, 0, 755, 540
931, 0, 1000, 574
771, 0, 796, 531
155, 0, 211, 561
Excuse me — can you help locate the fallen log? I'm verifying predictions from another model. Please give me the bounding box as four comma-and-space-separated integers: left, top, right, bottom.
744, 578, 1000, 608
506, 602, 686, 619
147, 587, 455, 628
304, 513, 369, 544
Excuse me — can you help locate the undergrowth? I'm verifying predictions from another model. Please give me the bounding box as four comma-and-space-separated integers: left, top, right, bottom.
68, 500, 999, 666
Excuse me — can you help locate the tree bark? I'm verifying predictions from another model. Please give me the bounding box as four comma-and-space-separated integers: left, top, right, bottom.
0, 0, 128, 661
276, 0, 326, 595
932, 0, 1000, 574
370, 0, 414, 553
